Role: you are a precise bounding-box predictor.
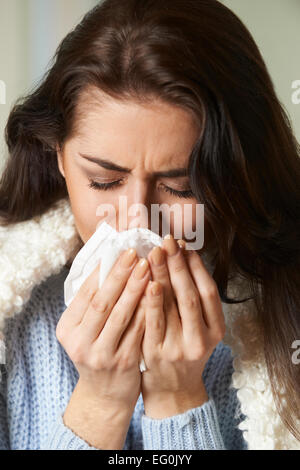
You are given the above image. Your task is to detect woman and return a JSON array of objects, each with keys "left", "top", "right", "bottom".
[{"left": 0, "top": 0, "right": 299, "bottom": 450}]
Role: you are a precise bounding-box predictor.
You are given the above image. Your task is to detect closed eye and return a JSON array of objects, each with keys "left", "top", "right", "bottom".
[{"left": 87, "top": 179, "right": 194, "bottom": 199}]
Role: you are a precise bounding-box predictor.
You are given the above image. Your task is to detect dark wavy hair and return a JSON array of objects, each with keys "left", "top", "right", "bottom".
[{"left": 0, "top": 0, "right": 299, "bottom": 442}]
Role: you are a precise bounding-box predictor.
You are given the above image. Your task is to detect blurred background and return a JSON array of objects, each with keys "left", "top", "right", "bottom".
[{"left": 0, "top": 0, "right": 299, "bottom": 173}]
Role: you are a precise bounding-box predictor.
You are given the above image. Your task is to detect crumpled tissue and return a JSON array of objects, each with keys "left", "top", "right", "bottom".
[{"left": 64, "top": 222, "right": 166, "bottom": 373}]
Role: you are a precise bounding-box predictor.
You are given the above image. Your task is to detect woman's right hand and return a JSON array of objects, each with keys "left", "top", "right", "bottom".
[{"left": 56, "top": 248, "right": 151, "bottom": 412}]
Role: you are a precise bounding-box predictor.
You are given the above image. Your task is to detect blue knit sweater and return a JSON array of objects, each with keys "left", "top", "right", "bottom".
[{"left": 0, "top": 266, "right": 248, "bottom": 450}]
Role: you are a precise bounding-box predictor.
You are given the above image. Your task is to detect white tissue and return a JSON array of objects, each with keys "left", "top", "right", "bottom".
[{"left": 64, "top": 222, "right": 165, "bottom": 373}]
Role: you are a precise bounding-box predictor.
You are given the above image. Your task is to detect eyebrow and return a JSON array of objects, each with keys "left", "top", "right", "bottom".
[{"left": 79, "top": 153, "right": 189, "bottom": 178}]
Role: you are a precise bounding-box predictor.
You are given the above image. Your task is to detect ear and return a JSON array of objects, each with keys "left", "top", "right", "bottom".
[{"left": 56, "top": 145, "right": 65, "bottom": 178}]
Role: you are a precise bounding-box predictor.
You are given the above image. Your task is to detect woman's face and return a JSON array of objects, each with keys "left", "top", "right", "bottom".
[{"left": 57, "top": 89, "right": 211, "bottom": 251}]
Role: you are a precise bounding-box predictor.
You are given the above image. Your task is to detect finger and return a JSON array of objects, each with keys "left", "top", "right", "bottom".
[
  {"left": 94, "top": 258, "right": 151, "bottom": 353},
  {"left": 185, "top": 250, "right": 225, "bottom": 334},
  {"left": 143, "top": 281, "right": 165, "bottom": 348},
  {"left": 78, "top": 248, "right": 139, "bottom": 342},
  {"left": 177, "top": 239, "right": 186, "bottom": 253},
  {"left": 117, "top": 294, "right": 146, "bottom": 358},
  {"left": 163, "top": 234, "right": 207, "bottom": 339},
  {"left": 64, "top": 261, "right": 101, "bottom": 327},
  {"left": 147, "top": 245, "right": 180, "bottom": 334}
]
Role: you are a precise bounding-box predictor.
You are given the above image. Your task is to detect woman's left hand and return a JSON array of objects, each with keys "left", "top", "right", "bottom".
[{"left": 136, "top": 234, "right": 226, "bottom": 419}]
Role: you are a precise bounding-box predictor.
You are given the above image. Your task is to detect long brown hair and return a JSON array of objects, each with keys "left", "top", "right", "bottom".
[{"left": 1, "top": 0, "right": 299, "bottom": 442}]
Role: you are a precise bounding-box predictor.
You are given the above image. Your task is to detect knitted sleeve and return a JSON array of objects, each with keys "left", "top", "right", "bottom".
[
  {"left": 204, "top": 342, "right": 249, "bottom": 450},
  {"left": 138, "top": 342, "right": 248, "bottom": 450},
  {"left": 41, "top": 414, "right": 100, "bottom": 450},
  {"left": 0, "top": 361, "right": 99, "bottom": 450},
  {"left": 0, "top": 365, "right": 10, "bottom": 449},
  {"left": 0, "top": 273, "right": 100, "bottom": 450},
  {"left": 141, "top": 397, "right": 226, "bottom": 449}
]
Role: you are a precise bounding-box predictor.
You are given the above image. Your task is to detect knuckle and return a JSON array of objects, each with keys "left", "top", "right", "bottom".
[
  {"left": 182, "top": 293, "right": 199, "bottom": 310},
  {"left": 116, "top": 295, "right": 127, "bottom": 310},
  {"left": 118, "top": 353, "right": 133, "bottom": 371},
  {"left": 202, "top": 284, "right": 218, "bottom": 299},
  {"left": 86, "top": 355, "right": 100, "bottom": 371},
  {"left": 151, "top": 263, "right": 168, "bottom": 278},
  {"left": 90, "top": 296, "right": 110, "bottom": 316},
  {"left": 112, "top": 307, "right": 130, "bottom": 329},
  {"left": 89, "top": 346, "right": 110, "bottom": 370},
  {"left": 98, "top": 348, "right": 112, "bottom": 368},
  {"left": 150, "top": 300, "right": 163, "bottom": 312},
  {"left": 173, "top": 262, "right": 186, "bottom": 274},
  {"left": 69, "top": 342, "right": 86, "bottom": 365},
  {"left": 112, "top": 268, "right": 126, "bottom": 282},
  {"left": 88, "top": 355, "right": 105, "bottom": 372},
  {"left": 149, "top": 316, "right": 163, "bottom": 331},
  {"left": 126, "top": 280, "right": 141, "bottom": 295},
  {"left": 191, "top": 344, "right": 206, "bottom": 360},
  {"left": 134, "top": 316, "right": 145, "bottom": 335},
  {"left": 118, "top": 314, "right": 130, "bottom": 330},
  {"left": 169, "top": 349, "right": 184, "bottom": 363},
  {"left": 136, "top": 322, "right": 145, "bottom": 337},
  {"left": 146, "top": 351, "right": 157, "bottom": 365},
  {"left": 138, "top": 295, "right": 148, "bottom": 310},
  {"left": 78, "top": 283, "right": 96, "bottom": 301}
]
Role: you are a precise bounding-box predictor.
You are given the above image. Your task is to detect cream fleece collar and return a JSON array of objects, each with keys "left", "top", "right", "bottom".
[{"left": 0, "top": 198, "right": 299, "bottom": 450}]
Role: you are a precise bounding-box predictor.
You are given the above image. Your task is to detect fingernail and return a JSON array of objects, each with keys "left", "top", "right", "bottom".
[
  {"left": 150, "top": 281, "right": 161, "bottom": 296},
  {"left": 134, "top": 258, "right": 149, "bottom": 280},
  {"left": 151, "top": 246, "right": 165, "bottom": 266},
  {"left": 121, "top": 248, "right": 137, "bottom": 268},
  {"left": 177, "top": 240, "right": 186, "bottom": 250},
  {"left": 163, "top": 234, "right": 179, "bottom": 256}
]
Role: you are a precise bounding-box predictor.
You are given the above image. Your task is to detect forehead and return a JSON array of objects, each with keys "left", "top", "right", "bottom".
[{"left": 69, "top": 87, "right": 201, "bottom": 168}]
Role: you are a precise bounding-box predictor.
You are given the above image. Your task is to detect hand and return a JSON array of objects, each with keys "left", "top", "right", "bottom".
[
  {"left": 56, "top": 248, "right": 151, "bottom": 412},
  {"left": 137, "top": 235, "right": 226, "bottom": 418}
]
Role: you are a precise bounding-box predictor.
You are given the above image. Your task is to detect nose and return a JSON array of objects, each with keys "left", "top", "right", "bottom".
[{"left": 119, "top": 179, "right": 152, "bottom": 231}]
